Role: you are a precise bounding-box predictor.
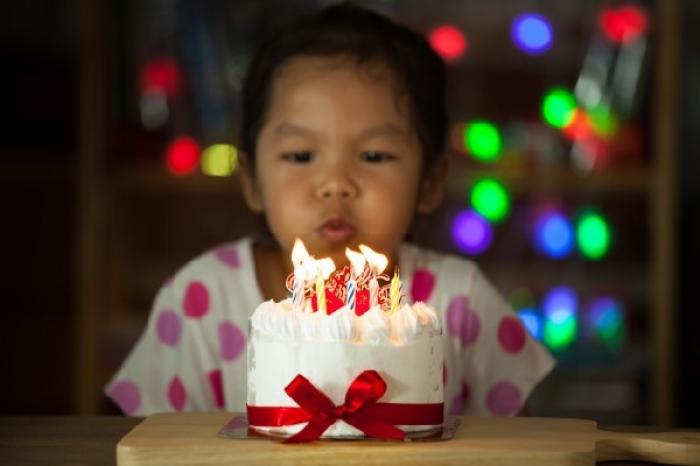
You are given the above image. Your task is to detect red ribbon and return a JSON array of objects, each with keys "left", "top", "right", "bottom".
[{"left": 247, "top": 370, "right": 443, "bottom": 443}]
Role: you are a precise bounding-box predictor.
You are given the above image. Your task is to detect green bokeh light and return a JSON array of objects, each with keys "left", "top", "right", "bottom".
[
  {"left": 463, "top": 121, "right": 502, "bottom": 162},
  {"left": 542, "top": 88, "right": 577, "bottom": 128},
  {"left": 543, "top": 310, "right": 577, "bottom": 351},
  {"left": 588, "top": 104, "right": 619, "bottom": 137},
  {"left": 577, "top": 209, "right": 611, "bottom": 260},
  {"left": 470, "top": 178, "right": 510, "bottom": 223}
]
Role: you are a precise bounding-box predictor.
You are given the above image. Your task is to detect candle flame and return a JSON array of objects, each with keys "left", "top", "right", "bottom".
[
  {"left": 359, "top": 244, "right": 388, "bottom": 274},
  {"left": 345, "top": 248, "right": 366, "bottom": 277},
  {"left": 315, "top": 257, "right": 336, "bottom": 280},
  {"left": 291, "top": 238, "right": 310, "bottom": 267}
]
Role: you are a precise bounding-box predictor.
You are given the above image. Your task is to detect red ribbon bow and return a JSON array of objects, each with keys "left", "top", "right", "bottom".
[{"left": 247, "top": 370, "right": 444, "bottom": 443}]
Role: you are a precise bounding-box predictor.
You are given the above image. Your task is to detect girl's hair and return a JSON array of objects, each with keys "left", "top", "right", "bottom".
[{"left": 240, "top": 2, "right": 447, "bottom": 173}]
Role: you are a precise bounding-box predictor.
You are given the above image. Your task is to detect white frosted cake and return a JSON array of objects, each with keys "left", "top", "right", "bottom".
[
  {"left": 246, "top": 299, "right": 444, "bottom": 439},
  {"left": 245, "top": 242, "right": 444, "bottom": 441}
]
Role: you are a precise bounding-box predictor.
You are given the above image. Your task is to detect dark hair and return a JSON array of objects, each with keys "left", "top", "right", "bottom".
[{"left": 240, "top": 2, "right": 447, "bottom": 173}]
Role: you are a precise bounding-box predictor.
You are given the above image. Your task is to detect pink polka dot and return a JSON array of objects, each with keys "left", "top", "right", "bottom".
[
  {"left": 215, "top": 246, "right": 240, "bottom": 269},
  {"left": 208, "top": 369, "right": 225, "bottom": 409},
  {"left": 446, "top": 295, "right": 481, "bottom": 347},
  {"left": 218, "top": 321, "right": 246, "bottom": 361},
  {"left": 486, "top": 381, "right": 522, "bottom": 416},
  {"left": 108, "top": 380, "right": 141, "bottom": 415},
  {"left": 156, "top": 309, "right": 182, "bottom": 347},
  {"left": 183, "top": 281, "right": 210, "bottom": 318},
  {"left": 168, "top": 376, "right": 187, "bottom": 411},
  {"left": 498, "top": 316, "right": 526, "bottom": 354},
  {"left": 410, "top": 269, "right": 436, "bottom": 302},
  {"left": 449, "top": 381, "right": 471, "bottom": 415}
]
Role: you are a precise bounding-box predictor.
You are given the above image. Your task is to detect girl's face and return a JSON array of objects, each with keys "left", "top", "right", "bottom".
[{"left": 241, "top": 56, "right": 444, "bottom": 269}]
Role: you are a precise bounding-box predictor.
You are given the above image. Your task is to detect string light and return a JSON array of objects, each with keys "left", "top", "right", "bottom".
[
  {"left": 534, "top": 209, "right": 574, "bottom": 259},
  {"left": 165, "top": 137, "right": 200, "bottom": 175},
  {"left": 202, "top": 144, "right": 238, "bottom": 177},
  {"left": 600, "top": 5, "right": 648, "bottom": 45},
  {"left": 542, "top": 287, "right": 578, "bottom": 351},
  {"left": 470, "top": 178, "right": 510, "bottom": 223},
  {"left": 429, "top": 25, "right": 468, "bottom": 62},
  {"left": 451, "top": 210, "right": 493, "bottom": 255},
  {"left": 586, "top": 297, "right": 626, "bottom": 350},
  {"left": 517, "top": 307, "right": 543, "bottom": 340},
  {"left": 511, "top": 13, "right": 553, "bottom": 54},
  {"left": 542, "top": 88, "right": 577, "bottom": 129},
  {"left": 464, "top": 121, "right": 502, "bottom": 162},
  {"left": 576, "top": 208, "right": 612, "bottom": 260},
  {"left": 140, "top": 57, "right": 181, "bottom": 97}
]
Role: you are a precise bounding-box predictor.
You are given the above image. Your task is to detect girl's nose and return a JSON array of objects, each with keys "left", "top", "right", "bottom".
[{"left": 316, "top": 174, "right": 358, "bottom": 200}]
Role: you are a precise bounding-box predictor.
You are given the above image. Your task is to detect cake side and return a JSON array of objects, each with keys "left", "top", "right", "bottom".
[{"left": 246, "top": 300, "right": 444, "bottom": 438}]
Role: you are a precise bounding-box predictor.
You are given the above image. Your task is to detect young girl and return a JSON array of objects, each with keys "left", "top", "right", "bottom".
[{"left": 106, "top": 3, "right": 554, "bottom": 417}]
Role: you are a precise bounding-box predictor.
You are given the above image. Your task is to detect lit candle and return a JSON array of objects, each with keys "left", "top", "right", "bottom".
[
  {"left": 291, "top": 239, "right": 311, "bottom": 311},
  {"left": 359, "top": 244, "right": 388, "bottom": 309},
  {"left": 345, "top": 248, "right": 366, "bottom": 312},
  {"left": 313, "top": 257, "right": 336, "bottom": 314},
  {"left": 390, "top": 267, "right": 402, "bottom": 313}
]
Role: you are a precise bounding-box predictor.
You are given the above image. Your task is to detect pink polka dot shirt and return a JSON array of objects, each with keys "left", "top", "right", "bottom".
[{"left": 105, "top": 237, "right": 555, "bottom": 416}]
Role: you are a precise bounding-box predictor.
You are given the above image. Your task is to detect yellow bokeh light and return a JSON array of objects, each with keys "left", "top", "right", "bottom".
[{"left": 201, "top": 144, "right": 238, "bottom": 177}]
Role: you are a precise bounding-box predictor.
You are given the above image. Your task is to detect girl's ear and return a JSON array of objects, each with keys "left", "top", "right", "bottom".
[
  {"left": 238, "top": 152, "right": 265, "bottom": 213},
  {"left": 416, "top": 154, "right": 449, "bottom": 214}
]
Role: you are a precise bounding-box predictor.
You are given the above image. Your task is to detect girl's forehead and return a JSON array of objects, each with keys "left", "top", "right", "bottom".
[{"left": 265, "top": 55, "right": 411, "bottom": 127}]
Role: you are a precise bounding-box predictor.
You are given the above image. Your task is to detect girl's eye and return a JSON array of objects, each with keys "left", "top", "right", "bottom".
[
  {"left": 361, "top": 151, "right": 395, "bottom": 163},
  {"left": 282, "top": 151, "right": 313, "bottom": 163}
]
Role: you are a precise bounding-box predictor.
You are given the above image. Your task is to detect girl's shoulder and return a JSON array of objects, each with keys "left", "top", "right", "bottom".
[
  {"left": 164, "top": 236, "right": 261, "bottom": 300},
  {"left": 399, "top": 242, "right": 482, "bottom": 281}
]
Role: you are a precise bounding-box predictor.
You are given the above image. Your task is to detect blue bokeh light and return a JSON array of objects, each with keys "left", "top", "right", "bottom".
[
  {"left": 512, "top": 13, "right": 553, "bottom": 54},
  {"left": 535, "top": 210, "right": 574, "bottom": 258},
  {"left": 542, "top": 286, "right": 578, "bottom": 319},
  {"left": 517, "top": 307, "right": 542, "bottom": 340}
]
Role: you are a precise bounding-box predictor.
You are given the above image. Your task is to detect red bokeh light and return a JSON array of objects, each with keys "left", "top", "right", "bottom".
[
  {"left": 165, "top": 137, "right": 200, "bottom": 175},
  {"left": 429, "top": 25, "right": 468, "bottom": 62},
  {"left": 140, "top": 57, "right": 182, "bottom": 96},
  {"left": 600, "top": 5, "right": 648, "bottom": 44},
  {"left": 563, "top": 110, "right": 592, "bottom": 141}
]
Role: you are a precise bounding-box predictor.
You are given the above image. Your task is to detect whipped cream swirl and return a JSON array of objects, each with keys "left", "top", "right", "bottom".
[{"left": 250, "top": 299, "right": 440, "bottom": 346}]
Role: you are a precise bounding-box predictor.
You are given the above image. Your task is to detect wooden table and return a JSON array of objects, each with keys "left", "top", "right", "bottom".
[
  {"left": 0, "top": 416, "right": 140, "bottom": 466},
  {"left": 0, "top": 416, "right": 690, "bottom": 465}
]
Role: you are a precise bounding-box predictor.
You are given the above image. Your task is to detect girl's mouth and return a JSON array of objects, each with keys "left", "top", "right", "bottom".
[{"left": 317, "top": 218, "right": 357, "bottom": 243}]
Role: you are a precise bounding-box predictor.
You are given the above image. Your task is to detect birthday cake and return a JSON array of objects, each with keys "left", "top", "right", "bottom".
[{"left": 246, "top": 242, "right": 444, "bottom": 441}]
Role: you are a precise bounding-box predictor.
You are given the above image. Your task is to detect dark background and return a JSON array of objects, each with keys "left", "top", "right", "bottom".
[{"left": 1, "top": 0, "right": 697, "bottom": 426}]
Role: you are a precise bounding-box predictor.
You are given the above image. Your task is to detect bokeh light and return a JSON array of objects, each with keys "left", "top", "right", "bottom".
[
  {"left": 511, "top": 13, "right": 553, "bottom": 54},
  {"left": 510, "top": 287, "right": 536, "bottom": 310},
  {"left": 600, "top": 5, "right": 649, "bottom": 45},
  {"left": 517, "top": 307, "right": 543, "bottom": 340},
  {"left": 587, "top": 297, "right": 626, "bottom": 350},
  {"left": 534, "top": 209, "right": 574, "bottom": 259},
  {"left": 202, "top": 144, "right": 238, "bottom": 177},
  {"left": 542, "top": 88, "right": 577, "bottom": 129},
  {"left": 429, "top": 25, "right": 467, "bottom": 62},
  {"left": 542, "top": 286, "right": 578, "bottom": 351},
  {"left": 588, "top": 104, "right": 619, "bottom": 138},
  {"left": 165, "top": 136, "right": 200, "bottom": 175},
  {"left": 464, "top": 121, "right": 502, "bottom": 162},
  {"left": 451, "top": 210, "right": 493, "bottom": 255},
  {"left": 140, "top": 57, "right": 181, "bottom": 97},
  {"left": 576, "top": 209, "right": 612, "bottom": 260},
  {"left": 470, "top": 178, "right": 511, "bottom": 223}
]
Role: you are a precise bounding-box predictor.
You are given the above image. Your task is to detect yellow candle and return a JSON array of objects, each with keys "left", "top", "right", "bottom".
[
  {"left": 390, "top": 269, "right": 401, "bottom": 313},
  {"left": 316, "top": 275, "right": 326, "bottom": 313}
]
